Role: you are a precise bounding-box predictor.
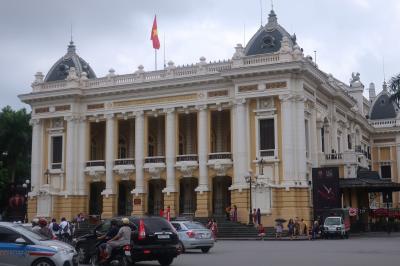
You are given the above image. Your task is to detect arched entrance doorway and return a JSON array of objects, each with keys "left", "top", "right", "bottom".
[
  {"left": 148, "top": 179, "right": 165, "bottom": 215},
  {"left": 89, "top": 181, "right": 105, "bottom": 216},
  {"left": 118, "top": 180, "right": 135, "bottom": 216},
  {"left": 212, "top": 176, "right": 232, "bottom": 216},
  {"left": 179, "top": 177, "right": 198, "bottom": 215}
]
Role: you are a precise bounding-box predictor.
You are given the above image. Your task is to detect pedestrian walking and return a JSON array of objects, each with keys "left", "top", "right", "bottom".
[
  {"left": 299, "top": 218, "right": 306, "bottom": 236},
  {"left": 252, "top": 208, "right": 257, "bottom": 225},
  {"left": 166, "top": 205, "right": 171, "bottom": 221},
  {"left": 256, "top": 208, "right": 261, "bottom": 225},
  {"left": 225, "top": 206, "right": 231, "bottom": 221},
  {"left": 211, "top": 219, "right": 218, "bottom": 240},
  {"left": 294, "top": 217, "right": 300, "bottom": 238},
  {"left": 233, "top": 205, "right": 238, "bottom": 222},
  {"left": 312, "top": 220, "right": 319, "bottom": 240},
  {"left": 60, "top": 217, "right": 72, "bottom": 243},
  {"left": 49, "top": 218, "right": 60, "bottom": 238},
  {"left": 288, "top": 219, "right": 295, "bottom": 240},
  {"left": 275, "top": 222, "right": 283, "bottom": 239},
  {"left": 159, "top": 208, "right": 164, "bottom": 218}
]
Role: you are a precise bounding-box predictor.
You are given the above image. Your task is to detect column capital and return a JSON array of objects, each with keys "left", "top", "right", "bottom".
[
  {"left": 29, "top": 118, "right": 41, "bottom": 126},
  {"left": 78, "top": 116, "right": 87, "bottom": 123},
  {"left": 104, "top": 113, "right": 115, "bottom": 120},
  {"left": 278, "top": 93, "right": 294, "bottom": 102},
  {"left": 133, "top": 110, "right": 144, "bottom": 117},
  {"left": 195, "top": 104, "right": 208, "bottom": 111},
  {"left": 232, "top": 98, "right": 246, "bottom": 106},
  {"left": 64, "top": 115, "right": 79, "bottom": 122},
  {"left": 163, "top": 107, "right": 175, "bottom": 114}
]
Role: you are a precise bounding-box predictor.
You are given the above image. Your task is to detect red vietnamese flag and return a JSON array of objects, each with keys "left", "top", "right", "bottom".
[{"left": 150, "top": 15, "right": 160, "bottom": 49}]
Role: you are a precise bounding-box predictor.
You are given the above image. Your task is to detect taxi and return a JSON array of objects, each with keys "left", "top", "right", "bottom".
[{"left": 0, "top": 222, "right": 78, "bottom": 266}]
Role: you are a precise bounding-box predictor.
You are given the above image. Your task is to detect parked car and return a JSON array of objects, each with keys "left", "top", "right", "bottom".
[
  {"left": 0, "top": 222, "right": 78, "bottom": 266},
  {"left": 323, "top": 216, "right": 350, "bottom": 238},
  {"left": 171, "top": 220, "right": 214, "bottom": 253},
  {"left": 74, "top": 216, "right": 179, "bottom": 266}
]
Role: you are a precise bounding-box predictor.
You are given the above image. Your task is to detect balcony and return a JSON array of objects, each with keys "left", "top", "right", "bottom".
[
  {"left": 113, "top": 158, "right": 135, "bottom": 177},
  {"left": 320, "top": 153, "right": 343, "bottom": 166},
  {"left": 258, "top": 149, "right": 278, "bottom": 160},
  {"left": 207, "top": 152, "right": 233, "bottom": 176},
  {"left": 176, "top": 154, "right": 198, "bottom": 177},
  {"left": 144, "top": 156, "right": 166, "bottom": 179},
  {"left": 85, "top": 160, "right": 105, "bottom": 180}
]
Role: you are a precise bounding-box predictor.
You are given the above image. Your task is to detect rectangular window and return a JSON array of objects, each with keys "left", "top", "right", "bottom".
[
  {"left": 347, "top": 134, "right": 352, "bottom": 150},
  {"left": 380, "top": 165, "right": 391, "bottom": 179},
  {"left": 305, "top": 120, "right": 310, "bottom": 158},
  {"left": 259, "top": 119, "right": 275, "bottom": 156},
  {"left": 51, "top": 136, "right": 63, "bottom": 169},
  {"left": 321, "top": 128, "right": 325, "bottom": 153}
]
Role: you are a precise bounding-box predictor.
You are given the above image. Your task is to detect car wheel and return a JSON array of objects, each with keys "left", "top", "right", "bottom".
[
  {"left": 178, "top": 241, "right": 185, "bottom": 253},
  {"left": 76, "top": 245, "right": 89, "bottom": 264},
  {"left": 201, "top": 247, "right": 211, "bottom": 253},
  {"left": 32, "top": 258, "right": 55, "bottom": 266},
  {"left": 158, "top": 256, "right": 174, "bottom": 266}
]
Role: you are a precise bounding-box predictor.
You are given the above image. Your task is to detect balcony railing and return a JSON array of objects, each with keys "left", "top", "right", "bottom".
[
  {"left": 176, "top": 154, "right": 198, "bottom": 162},
  {"left": 208, "top": 152, "right": 232, "bottom": 160},
  {"left": 259, "top": 149, "right": 275, "bottom": 158},
  {"left": 144, "top": 156, "right": 166, "bottom": 164},
  {"left": 51, "top": 163, "right": 62, "bottom": 170},
  {"left": 114, "top": 158, "right": 135, "bottom": 165},
  {"left": 86, "top": 160, "right": 105, "bottom": 167},
  {"left": 325, "top": 153, "right": 343, "bottom": 160}
]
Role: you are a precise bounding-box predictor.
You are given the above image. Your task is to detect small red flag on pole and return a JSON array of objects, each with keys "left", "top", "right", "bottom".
[{"left": 151, "top": 15, "right": 160, "bottom": 49}]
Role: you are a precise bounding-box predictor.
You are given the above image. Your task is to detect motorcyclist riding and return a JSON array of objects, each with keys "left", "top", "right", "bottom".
[{"left": 103, "top": 217, "right": 131, "bottom": 260}]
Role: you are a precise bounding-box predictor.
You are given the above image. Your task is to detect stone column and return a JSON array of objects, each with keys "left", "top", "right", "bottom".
[
  {"left": 77, "top": 117, "right": 88, "bottom": 195},
  {"left": 65, "top": 116, "right": 77, "bottom": 194},
  {"left": 295, "top": 96, "right": 307, "bottom": 182},
  {"left": 104, "top": 114, "right": 115, "bottom": 194},
  {"left": 133, "top": 111, "right": 145, "bottom": 194},
  {"left": 280, "top": 94, "right": 294, "bottom": 183},
  {"left": 233, "top": 99, "right": 248, "bottom": 186},
  {"left": 30, "top": 118, "right": 43, "bottom": 193},
  {"left": 310, "top": 104, "right": 318, "bottom": 167},
  {"left": 164, "top": 108, "right": 176, "bottom": 193},
  {"left": 195, "top": 105, "right": 209, "bottom": 192}
]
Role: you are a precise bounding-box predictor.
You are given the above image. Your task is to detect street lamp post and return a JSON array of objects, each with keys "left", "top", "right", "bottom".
[
  {"left": 245, "top": 170, "right": 256, "bottom": 226},
  {"left": 22, "top": 179, "right": 30, "bottom": 223},
  {"left": 386, "top": 192, "right": 390, "bottom": 234}
]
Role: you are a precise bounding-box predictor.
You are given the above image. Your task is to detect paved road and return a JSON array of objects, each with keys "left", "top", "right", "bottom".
[{"left": 83, "top": 234, "right": 400, "bottom": 266}]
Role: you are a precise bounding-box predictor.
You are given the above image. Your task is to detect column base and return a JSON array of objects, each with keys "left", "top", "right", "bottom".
[
  {"left": 102, "top": 194, "right": 117, "bottom": 219},
  {"left": 163, "top": 192, "right": 178, "bottom": 218},
  {"left": 27, "top": 197, "right": 38, "bottom": 222},
  {"left": 131, "top": 194, "right": 146, "bottom": 216},
  {"left": 195, "top": 191, "right": 211, "bottom": 217}
]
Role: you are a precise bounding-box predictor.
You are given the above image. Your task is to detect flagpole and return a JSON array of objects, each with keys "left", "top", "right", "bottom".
[{"left": 155, "top": 49, "right": 157, "bottom": 70}]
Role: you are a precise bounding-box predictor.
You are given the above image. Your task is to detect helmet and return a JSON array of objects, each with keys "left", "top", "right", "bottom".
[
  {"left": 122, "top": 217, "right": 129, "bottom": 225},
  {"left": 32, "top": 218, "right": 39, "bottom": 225},
  {"left": 38, "top": 218, "right": 47, "bottom": 227}
]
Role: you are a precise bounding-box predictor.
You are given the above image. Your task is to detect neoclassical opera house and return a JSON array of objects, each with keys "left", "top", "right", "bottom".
[{"left": 20, "top": 10, "right": 400, "bottom": 226}]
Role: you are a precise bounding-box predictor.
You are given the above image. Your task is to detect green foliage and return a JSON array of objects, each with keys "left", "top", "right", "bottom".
[
  {"left": 0, "top": 106, "right": 31, "bottom": 211},
  {"left": 389, "top": 73, "right": 400, "bottom": 106}
]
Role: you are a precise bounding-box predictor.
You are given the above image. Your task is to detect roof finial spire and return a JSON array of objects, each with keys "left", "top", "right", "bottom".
[
  {"left": 70, "top": 23, "right": 73, "bottom": 44},
  {"left": 271, "top": 0, "right": 274, "bottom": 10},
  {"left": 67, "top": 23, "right": 76, "bottom": 54}
]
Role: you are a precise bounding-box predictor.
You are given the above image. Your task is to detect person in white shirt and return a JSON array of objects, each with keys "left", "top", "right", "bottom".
[{"left": 59, "top": 217, "right": 71, "bottom": 241}]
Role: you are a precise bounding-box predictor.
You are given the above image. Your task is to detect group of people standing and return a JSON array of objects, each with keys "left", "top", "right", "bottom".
[
  {"left": 31, "top": 216, "right": 72, "bottom": 241},
  {"left": 282, "top": 217, "right": 320, "bottom": 240},
  {"left": 225, "top": 205, "right": 238, "bottom": 221}
]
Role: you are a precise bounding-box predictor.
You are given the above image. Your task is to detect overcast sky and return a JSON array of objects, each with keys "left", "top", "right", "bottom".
[{"left": 1, "top": 0, "right": 399, "bottom": 110}]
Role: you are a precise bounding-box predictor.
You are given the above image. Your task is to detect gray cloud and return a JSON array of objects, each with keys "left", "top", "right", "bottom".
[{"left": 1, "top": 0, "right": 399, "bottom": 109}]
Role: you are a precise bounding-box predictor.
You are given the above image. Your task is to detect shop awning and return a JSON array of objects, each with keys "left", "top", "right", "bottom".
[{"left": 339, "top": 170, "right": 400, "bottom": 192}]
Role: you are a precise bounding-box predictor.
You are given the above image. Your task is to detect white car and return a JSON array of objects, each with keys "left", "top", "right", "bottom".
[
  {"left": 171, "top": 220, "right": 214, "bottom": 253},
  {"left": 0, "top": 222, "right": 78, "bottom": 266},
  {"left": 323, "top": 216, "right": 349, "bottom": 238}
]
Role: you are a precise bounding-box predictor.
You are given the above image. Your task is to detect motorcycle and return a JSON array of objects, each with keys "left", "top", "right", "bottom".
[{"left": 90, "top": 239, "right": 132, "bottom": 266}]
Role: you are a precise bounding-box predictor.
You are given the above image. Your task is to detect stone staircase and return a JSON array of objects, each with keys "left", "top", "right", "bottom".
[{"left": 195, "top": 216, "right": 276, "bottom": 239}]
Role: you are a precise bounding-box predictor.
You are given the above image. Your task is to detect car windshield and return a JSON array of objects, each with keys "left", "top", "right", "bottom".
[
  {"left": 325, "top": 217, "right": 341, "bottom": 226},
  {"left": 134, "top": 218, "right": 174, "bottom": 232},
  {"left": 12, "top": 224, "right": 50, "bottom": 241},
  {"left": 183, "top": 222, "right": 206, "bottom": 230}
]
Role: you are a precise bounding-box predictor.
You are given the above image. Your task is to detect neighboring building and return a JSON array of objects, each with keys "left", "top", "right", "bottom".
[{"left": 19, "top": 10, "right": 400, "bottom": 226}]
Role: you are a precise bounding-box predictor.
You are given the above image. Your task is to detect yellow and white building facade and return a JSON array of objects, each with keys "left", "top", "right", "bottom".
[{"left": 19, "top": 10, "right": 400, "bottom": 226}]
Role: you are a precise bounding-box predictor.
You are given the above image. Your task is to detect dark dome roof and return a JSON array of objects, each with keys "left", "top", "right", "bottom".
[
  {"left": 370, "top": 93, "right": 397, "bottom": 120},
  {"left": 244, "top": 10, "right": 296, "bottom": 56},
  {"left": 45, "top": 41, "right": 96, "bottom": 82}
]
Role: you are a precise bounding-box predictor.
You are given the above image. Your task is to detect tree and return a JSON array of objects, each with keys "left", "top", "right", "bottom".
[
  {"left": 0, "top": 106, "right": 31, "bottom": 215},
  {"left": 389, "top": 73, "right": 400, "bottom": 106}
]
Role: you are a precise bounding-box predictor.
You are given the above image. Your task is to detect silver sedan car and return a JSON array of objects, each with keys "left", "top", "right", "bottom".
[
  {"left": 0, "top": 222, "right": 78, "bottom": 266},
  {"left": 171, "top": 220, "right": 214, "bottom": 253}
]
